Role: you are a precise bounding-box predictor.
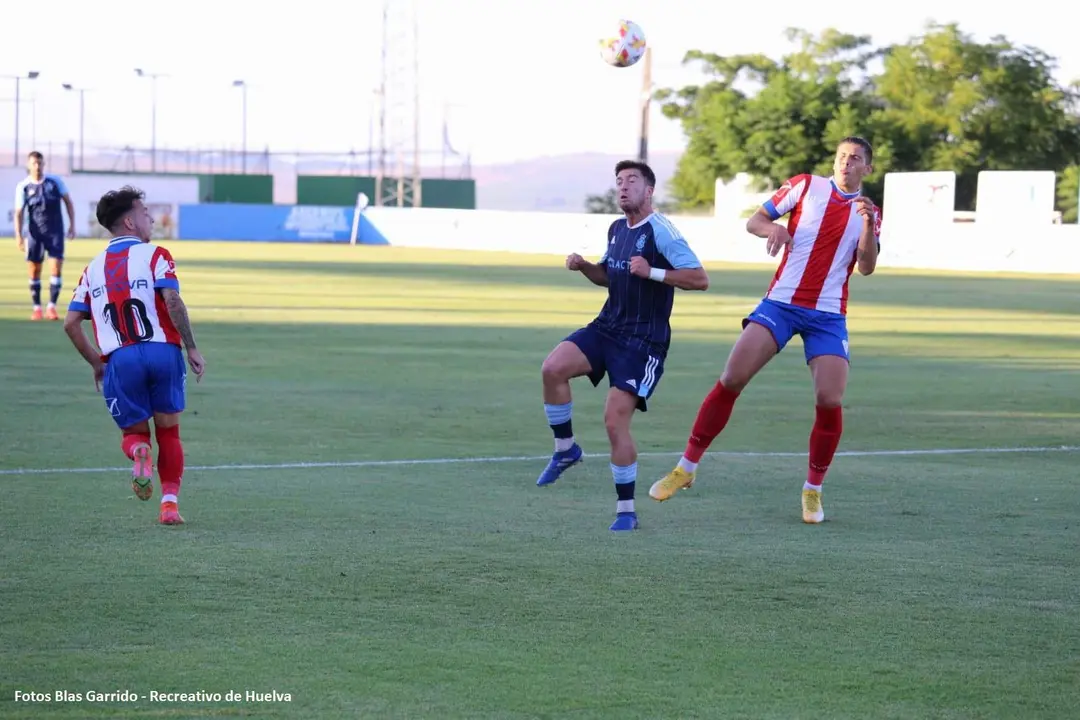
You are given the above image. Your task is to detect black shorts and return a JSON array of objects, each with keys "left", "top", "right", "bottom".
[
  {"left": 25, "top": 234, "right": 64, "bottom": 263},
  {"left": 564, "top": 324, "right": 665, "bottom": 412}
]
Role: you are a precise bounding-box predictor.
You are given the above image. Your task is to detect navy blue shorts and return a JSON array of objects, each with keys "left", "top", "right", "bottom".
[
  {"left": 565, "top": 324, "right": 665, "bottom": 412},
  {"left": 25, "top": 233, "right": 64, "bottom": 263},
  {"left": 743, "top": 298, "right": 849, "bottom": 364},
  {"left": 102, "top": 343, "right": 187, "bottom": 429}
]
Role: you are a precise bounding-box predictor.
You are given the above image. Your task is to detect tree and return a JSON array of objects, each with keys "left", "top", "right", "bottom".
[
  {"left": 658, "top": 22, "right": 1080, "bottom": 213},
  {"left": 657, "top": 29, "right": 881, "bottom": 206},
  {"left": 584, "top": 187, "right": 679, "bottom": 214},
  {"left": 585, "top": 188, "right": 619, "bottom": 214},
  {"left": 1058, "top": 166, "right": 1079, "bottom": 223},
  {"left": 872, "top": 23, "right": 1080, "bottom": 209}
]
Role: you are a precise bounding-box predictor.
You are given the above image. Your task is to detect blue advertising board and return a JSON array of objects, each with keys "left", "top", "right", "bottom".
[{"left": 178, "top": 204, "right": 388, "bottom": 244}]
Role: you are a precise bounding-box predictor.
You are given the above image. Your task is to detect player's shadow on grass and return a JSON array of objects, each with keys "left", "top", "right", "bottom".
[
  {"left": 175, "top": 257, "right": 1080, "bottom": 317},
  {"left": 180, "top": 320, "right": 1080, "bottom": 374},
  {"left": 3, "top": 317, "right": 1079, "bottom": 472},
  {"left": 4, "top": 309, "right": 1077, "bottom": 378}
]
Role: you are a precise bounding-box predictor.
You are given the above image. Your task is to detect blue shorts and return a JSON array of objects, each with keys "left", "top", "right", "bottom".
[
  {"left": 102, "top": 343, "right": 187, "bottom": 429},
  {"left": 565, "top": 324, "right": 665, "bottom": 412},
  {"left": 25, "top": 233, "right": 64, "bottom": 263},
  {"left": 743, "top": 298, "right": 849, "bottom": 364}
]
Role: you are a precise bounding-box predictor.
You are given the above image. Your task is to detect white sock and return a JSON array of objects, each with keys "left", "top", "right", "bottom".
[
  {"left": 555, "top": 436, "right": 575, "bottom": 452},
  {"left": 677, "top": 457, "right": 698, "bottom": 473},
  {"left": 161, "top": 494, "right": 178, "bottom": 505},
  {"left": 617, "top": 499, "right": 635, "bottom": 514},
  {"left": 803, "top": 482, "right": 821, "bottom": 492}
]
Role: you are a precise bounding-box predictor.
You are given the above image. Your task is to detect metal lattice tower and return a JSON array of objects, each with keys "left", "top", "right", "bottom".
[{"left": 375, "top": 0, "right": 421, "bottom": 208}]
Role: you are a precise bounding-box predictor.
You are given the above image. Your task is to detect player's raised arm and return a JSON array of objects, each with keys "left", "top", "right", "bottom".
[
  {"left": 746, "top": 206, "right": 782, "bottom": 236},
  {"left": 747, "top": 175, "right": 810, "bottom": 256},
  {"left": 566, "top": 252, "right": 609, "bottom": 287},
  {"left": 855, "top": 197, "right": 881, "bottom": 276},
  {"left": 634, "top": 217, "right": 708, "bottom": 291}
]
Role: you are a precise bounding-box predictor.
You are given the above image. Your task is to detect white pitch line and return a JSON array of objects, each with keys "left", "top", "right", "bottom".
[{"left": 0, "top": 445, "right": 1076, "bottom": 476}]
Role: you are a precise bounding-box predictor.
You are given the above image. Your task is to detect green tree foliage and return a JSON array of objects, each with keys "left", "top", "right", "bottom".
[
  {"left": 658, "top": 22, "right": 1080, "bottom": 213},
  {"left": 1058, "top": 166, "right": 1079, "bottom": 223},
  {"left": 585, "top": 188, "right": 620, "bottom": 214},
  {"left": 583, "top": 187, "right": 679, "bottom": 214}
]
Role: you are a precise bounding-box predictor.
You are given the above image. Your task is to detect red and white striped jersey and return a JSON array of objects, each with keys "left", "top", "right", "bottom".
[
  {"left": 761, "top": 174, "right": 881, "bottom": 315},
  {"left": 69, "top": 236, "right": 183, "bottom": 358}
]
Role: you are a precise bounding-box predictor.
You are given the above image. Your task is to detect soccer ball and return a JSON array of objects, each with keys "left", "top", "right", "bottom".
[{"left": 599, "top": 20, "right": 647, "bottom": 68}]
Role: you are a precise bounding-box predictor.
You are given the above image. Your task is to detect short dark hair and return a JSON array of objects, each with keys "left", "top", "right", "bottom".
[
  {"left": 96, "top": 186, "right": 146, "bottom": 233},
  {"left": 838, "top": 136, "right": 873, "bottom": 163},
  {"left": 615, "top": 159, "right": 656, "bottom": 188},
  {"left": 27, "top": 151, "right": 43, "bottom": 161}
]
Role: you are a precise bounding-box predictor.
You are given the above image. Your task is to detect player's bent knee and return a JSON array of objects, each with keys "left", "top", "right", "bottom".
[
  {"left": 813, "top": 383, "right": 845, "bottom": 407},
  {"left": 721, "top": 322, "right": 779, "bottom": 392},
  {"left": 541, "top": 342, "right": 591, "bottom": 383},
  {"left": 540, "top": 358, "right": 568, "bottom": 384},
  {"left": 721, "top": 335, "right": 775, "bottom": 390},
  {"left": 718, "top": 369, "right": 751, "bottom": 394}
]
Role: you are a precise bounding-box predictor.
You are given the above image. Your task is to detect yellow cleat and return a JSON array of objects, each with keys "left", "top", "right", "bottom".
[
  {"left": 802, "top": 487, "right": 824, "bottom": 523},
  {"left": 649, "top": 466, "right": 695, "bottom": 502}
]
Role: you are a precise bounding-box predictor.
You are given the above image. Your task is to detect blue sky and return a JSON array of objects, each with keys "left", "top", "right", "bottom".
[{"left": 2, "top": 0, "right": 1077, "bottom": 166}]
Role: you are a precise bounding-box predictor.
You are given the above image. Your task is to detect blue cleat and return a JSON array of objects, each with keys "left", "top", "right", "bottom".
[
  {"left": 609, "top": 512, "right": 639, "bottom": 531},
  {"left": 536, "top": 443, "right": 584, "bottom": 486}
]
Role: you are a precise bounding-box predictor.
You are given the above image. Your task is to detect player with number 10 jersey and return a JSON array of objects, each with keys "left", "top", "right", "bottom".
[
  {"left": 64, "top": 186, "right": 205, "bottom": 526},
  {"left": 72, "top": 240, "right": 183, "bottom": 354}
]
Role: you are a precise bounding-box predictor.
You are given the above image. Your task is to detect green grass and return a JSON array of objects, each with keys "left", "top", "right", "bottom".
[{"left": 1, "top": 239, "right": 1079, "bottom": 719}]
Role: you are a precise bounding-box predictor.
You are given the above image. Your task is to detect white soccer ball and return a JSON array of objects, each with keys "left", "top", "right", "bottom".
[{"left": 599, "top": 20, "right": 647, "bottom": 68}]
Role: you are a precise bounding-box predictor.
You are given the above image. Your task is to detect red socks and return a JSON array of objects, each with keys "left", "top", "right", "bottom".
[
  {"left": 684, "top": 381, "right": 741, "bottom": 463},
  {"left": 155, "top": 424, "right": 185, "bottom": 498},
  {"left": 807, "top": 405, "right": 843, "bottom": 487},
  {"left": 121, "top": 432, "right": 151, "bottom": 459},
  {"left": 682, "top": 383, "right": 843, "bottom": 486}
]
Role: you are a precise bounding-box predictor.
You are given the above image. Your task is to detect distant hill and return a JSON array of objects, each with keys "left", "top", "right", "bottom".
[
  {"left": 0, "top": 148, "right": 684, "bottom": 213},
  {"left": 283, "top": 150, "right": 684, "bottom": 211},
  {"left": 469, "top": 151, "right": 682, "bottom": 212}
]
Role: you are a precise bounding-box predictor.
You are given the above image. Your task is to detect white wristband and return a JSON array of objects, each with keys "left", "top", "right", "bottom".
[{"left": 648, "top": 268, "right": 667, "bottom": 283}]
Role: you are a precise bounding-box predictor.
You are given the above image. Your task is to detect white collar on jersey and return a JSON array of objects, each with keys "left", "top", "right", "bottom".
[
  {"left": 108, "top": 235, "right": 142, "bottom": 244},
  {"left": 625, "top": 211, "right": 655, "bottom": 229}
]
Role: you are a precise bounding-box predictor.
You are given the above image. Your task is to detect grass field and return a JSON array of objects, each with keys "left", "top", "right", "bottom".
[{"left": 2, "top": 239, "right": 1079, "bottom": 719}]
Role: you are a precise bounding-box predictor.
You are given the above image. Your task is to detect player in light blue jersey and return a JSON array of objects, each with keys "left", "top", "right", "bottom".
[
  {"left": 14, "top": 151, "right": 75, "bottom": 320},
  {"left": 536, "top": 160, "right": 710, "bottom": 531}
]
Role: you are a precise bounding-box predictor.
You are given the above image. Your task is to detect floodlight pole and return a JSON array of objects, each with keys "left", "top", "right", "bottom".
[
  {"left": 233, "top": 80, "right": 248, "bottom": 173},
  {"left": 7, "top": 71, "right": 39, "bottom": 167}
]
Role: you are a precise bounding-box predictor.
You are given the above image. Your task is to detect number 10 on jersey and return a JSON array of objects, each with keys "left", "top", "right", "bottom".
[{"left": 103, "top": 298, "right": 155, "bottom": 345}]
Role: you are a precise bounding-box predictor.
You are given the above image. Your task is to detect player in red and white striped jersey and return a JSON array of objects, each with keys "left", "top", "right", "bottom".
[
  {"left": 63, "top": 186, "right": 206, "bottom": 525},
  {"left": 651, "top": 137, "right": 881, "bottom": 524},
  {"left": 72, "top": 237, "right": 184, "bottom": 356}
]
